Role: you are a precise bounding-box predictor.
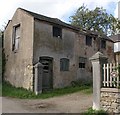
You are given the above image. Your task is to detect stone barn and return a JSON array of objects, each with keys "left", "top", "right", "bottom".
[{"left": 4, "top": 8, "right": 114, "bottom": 91}]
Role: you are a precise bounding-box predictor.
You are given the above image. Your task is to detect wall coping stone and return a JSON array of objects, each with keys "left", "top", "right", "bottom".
[{"left": 101, "top": 88, "right": 120, "bottom": 93}]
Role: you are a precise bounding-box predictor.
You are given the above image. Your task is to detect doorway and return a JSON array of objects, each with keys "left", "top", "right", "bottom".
[{"left": 39, "top": 57, "right": 53, "bottom": 91}]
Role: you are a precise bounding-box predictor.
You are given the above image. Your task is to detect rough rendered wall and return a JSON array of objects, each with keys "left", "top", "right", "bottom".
[
  {"left": 104, "top": 40, "right": 114, "bottom": 62},
  {"left": 75, "top": 34, "right": 93, "bottom": 81},
  {"left": 75, "top": 34, "right": 114, "bottom": 82},
  {"left": 4, "top": 9, "right": 34, "bottom": 90},
  {"left": 33, "top": 19, "right": 78, "bottom": 88},
  {"left": 33, "top": 19, "right": 114, "bottom": 88}
]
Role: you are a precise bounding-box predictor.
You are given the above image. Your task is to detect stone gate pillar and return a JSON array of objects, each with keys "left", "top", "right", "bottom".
[
  {"left": 34, "top": 62, "right": 43, "bottom": 95},
  {"left": 89, "top": 52, "right": 108, "bottom": 110}
]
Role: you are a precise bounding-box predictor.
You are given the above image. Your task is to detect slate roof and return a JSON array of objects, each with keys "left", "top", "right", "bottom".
[
  {"left": 5, "top": 8, "right": 114, "bottom": 43},
  {"left": 19, "top": 8, "right": 80, "bottom": 31},
  {"left": 82, "top": 29, "right": 114, "bottom": 42},
  {"left": 109, "top": 34, "right": 120, "bottom": 42}
]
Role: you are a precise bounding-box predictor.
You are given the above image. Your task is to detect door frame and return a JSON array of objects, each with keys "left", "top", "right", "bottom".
[{"left": 39, "top": 56, "right": 53, "bottom": 90}]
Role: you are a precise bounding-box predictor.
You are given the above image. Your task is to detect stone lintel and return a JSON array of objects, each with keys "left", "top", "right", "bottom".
[{"left": 34, "top": 62, "right": 43, "bottom": 68}]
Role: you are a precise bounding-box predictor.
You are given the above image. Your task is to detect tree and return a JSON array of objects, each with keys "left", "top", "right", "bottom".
[{"left": 70, "top": 5, "right": 120, "bottom": 36}]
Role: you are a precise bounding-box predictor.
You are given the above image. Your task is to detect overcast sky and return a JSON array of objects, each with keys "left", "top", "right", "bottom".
[{"left": 0, "top": 0, "right": 119, "bottom": 30}]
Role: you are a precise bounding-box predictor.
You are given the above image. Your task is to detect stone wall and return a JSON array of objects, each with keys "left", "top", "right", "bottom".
[
  {"left": 4, "top": 8, "right": 34, "bottom": 90},
  {"left": 100, "top": 88, "right": 120, "bottom": 114},
  {"left": 33, "top": 19, "right": 78, "bottom": 88},
  {"left": 33, "top": 18, "right": 114, "bottom": 88}
]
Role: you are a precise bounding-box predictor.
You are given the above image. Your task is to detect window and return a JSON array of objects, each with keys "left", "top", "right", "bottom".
[
  {"left": 86, "top": 35, "right": 92, "bottom": 46},
  {"left": 79, "top": 57, "right": 87, "bottom": 69},
  {"left": 101, "top": 40, "right": 106, "bottom": 49},
  {"left": 53, "top": 26, "right": 62, "bottom": 38},
  {"left": 12, "top": 24, "right": 20, "bottom": 52},
  {"left": 60, "top": 58, "right": 69, "bottom": 71}
]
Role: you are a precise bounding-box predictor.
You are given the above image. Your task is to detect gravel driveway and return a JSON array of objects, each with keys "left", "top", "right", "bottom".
[{"left": 2, "top": 92, "right": 92, "bottom": 113}]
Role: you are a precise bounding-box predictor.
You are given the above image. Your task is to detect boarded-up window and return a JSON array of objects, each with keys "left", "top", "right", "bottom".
[
  {"left": 53, "top": 26, "right": 62, "bottom": 38},
  {"left": 79, "top": 57, "right": 87, "bottom": 68},
  {"left": 60, "top": 58, "right": 69, "bottom": 71},
  {"left": 86, "top": 35, "right": 92, "bottom": 46},
  {"left": 12, "top": 24, "right": 20, "bottom": 52},
  {"left": 101, "top": 40, "right": 106, "bottom": 49}
]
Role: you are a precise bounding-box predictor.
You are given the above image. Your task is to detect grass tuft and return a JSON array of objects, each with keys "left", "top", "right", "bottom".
[{"left": 85, "top": 107, "right": 108, "bottom": 115}]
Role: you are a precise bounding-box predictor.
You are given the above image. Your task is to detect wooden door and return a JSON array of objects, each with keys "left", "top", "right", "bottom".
[{"left": 39, "top": 57, "right": 53, "bottom": 90}]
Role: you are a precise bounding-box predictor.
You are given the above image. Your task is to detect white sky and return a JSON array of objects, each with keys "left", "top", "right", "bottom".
[{"left": 0, "top": 0, "right": 119, "bottom": 30}]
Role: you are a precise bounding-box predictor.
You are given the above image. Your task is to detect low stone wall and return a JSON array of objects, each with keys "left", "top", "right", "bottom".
[{"left": 100, "top": 88, "right": 120, "bottom": 114}]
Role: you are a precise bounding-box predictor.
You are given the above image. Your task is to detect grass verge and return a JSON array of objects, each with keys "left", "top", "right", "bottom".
[
  {"left": 84, "top": 107, "right": 108, "bottom": 115},
  {"left": 2, "top": 81, "right": 92, "bottom": 99}
]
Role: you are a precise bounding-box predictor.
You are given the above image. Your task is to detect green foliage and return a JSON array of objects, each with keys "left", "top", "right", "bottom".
[
  {"left": 2, "top": 49, "right": 5, "bottom": 81},
  {"left": 116, "top": 64, "right": 120, "bottom": 75},
  {"left": 0, "top": 29, "right": 5, "bottom": 81},
  {"left": 113, "top": 64, "right": 120, "bottom": 88},
  {"left": 0, "top": 57, "right": 1, "bottom": 84},
  {"left": 2, "top": 81, "right": 35, "bottom": 98},
  {"left": 71, "top": 80, "right": 93, "bottom": 94},
  {"left": 85, "top": 107, "right": 108, "bottom": 115},
  {"left": 80, "top": 87, "right": 92, "bottom": 94},
  {"left": 71, "top": 79, "right": 92, "bottom": 87},
  {"left": 2, "top": 81, "right": 92, "bottom": 99},
  {"left": 70, "top": 5, "right": 120, "bottom": 35}
]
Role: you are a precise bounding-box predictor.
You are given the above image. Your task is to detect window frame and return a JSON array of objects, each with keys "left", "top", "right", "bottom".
[
  {"left": 53, "top": 26, "right": 62, "bottom": 38},
  {"left": 79, "top": 57, "right": 87, "bottom": 69},
  {"left": 79, "top": 63, "right": 85, "bottom": 68},
  {"left": 12, "top": 24, "right": 20, "bottom": 52},
  {"left": 60, "top": 58, "right": 69, "bottom": 71},
  {"left": 86, "top": 35, "right": 92, "bottom": 46},
  {"left": 101, "top": 39, "right": 106, "bottom": 49}
]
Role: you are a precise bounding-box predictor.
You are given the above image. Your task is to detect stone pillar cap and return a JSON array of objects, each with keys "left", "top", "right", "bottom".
[
  {"left": 89, "top": 51, "right": 108, "bottom": 61},
  {"left": 34, "top": 62, "right": 43, "bottom": 68}
]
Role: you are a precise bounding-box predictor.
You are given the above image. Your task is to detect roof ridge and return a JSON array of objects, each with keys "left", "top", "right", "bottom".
[
  {"left": 18, "top": 7, "right": 80, "bottom": 31},
  {"left": 19, "top": 7, "right": 56, "bottom": 19},
  {"left": 16, "top": 7, "right": 113, "bottom": 42}
]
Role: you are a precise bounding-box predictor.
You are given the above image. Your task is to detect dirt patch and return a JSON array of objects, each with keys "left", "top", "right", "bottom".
[
  {"left": 2, "top": 92, "right": 92, "bottom": 113},
  {"left": 30, "top": 102, "right": 56, "bottom": 109}
]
